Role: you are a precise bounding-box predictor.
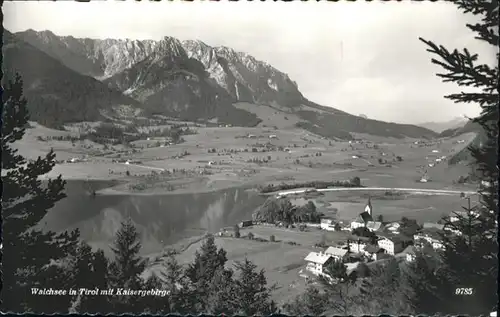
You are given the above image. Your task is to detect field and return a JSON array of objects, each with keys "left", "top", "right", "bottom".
[
  {"left": 18, "top": 119, "right": 477, "bottom": 196},
  {"left": 147, "top": 235, "right": 327, "bottom": 305},
  {"left": 306, "top": 191, "right": 472, "bottom": 223}
]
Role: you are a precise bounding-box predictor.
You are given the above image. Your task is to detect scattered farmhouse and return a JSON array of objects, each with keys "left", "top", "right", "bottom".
[
  {"left": 239, "top": 220, "right": 253, "bottom": 228},
  {"left": 304, "top": 251, "right": 335, "bottom": 276},
  {"left": 320, "top": 217, "right": 337, "bottom": 231}
]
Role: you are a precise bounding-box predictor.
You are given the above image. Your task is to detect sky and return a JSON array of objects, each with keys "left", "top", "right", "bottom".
[{"left": 4, "top": 1, "right": 496, "bottom": 124}]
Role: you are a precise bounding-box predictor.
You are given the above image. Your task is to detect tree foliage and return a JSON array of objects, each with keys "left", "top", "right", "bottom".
[
  {"left": 108, "top": 218, "right": 147, "bottom": 314},
  {"left": 252, "top": 197, "right": 322, "bottom": 224},
  {"left": 1, "top": 74, "right": 80, "bottom": 313},
  {"left": 231, "top": 258, "right": 277, "bottom": 315},
  {"left": 412, "top": 1, "right": 498, "bottom": 314}
]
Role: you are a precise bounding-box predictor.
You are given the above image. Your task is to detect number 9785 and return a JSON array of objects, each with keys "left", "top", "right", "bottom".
[{"left": 455, "top": 288, "right": 473, "bottom": 295}]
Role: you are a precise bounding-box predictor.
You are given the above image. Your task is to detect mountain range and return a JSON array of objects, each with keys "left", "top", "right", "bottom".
[
  {"left": 4, "top": 29, "right": 439, "bottom": 140},
  {"left": 417, "top": 117, "right": 468, "bottom": 133}
]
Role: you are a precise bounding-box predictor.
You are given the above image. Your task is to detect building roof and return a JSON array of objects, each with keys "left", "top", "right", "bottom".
[
  {"left": 386, "top": 222, "right": 400, "bottom": 228},
  {"left": 325, "top": 246, "right": 349, "bottom": 258},
  {"left": 378, "top": 233, "right": 412, "bottom": 244},
  {"left": 365, "top": 197, "right": 373, "bottom": 215},
  {"left": 366, "top": 221, "right": 382, "bottom": 231},
  {"left": 304, "top": 252, "right": 332, "bottom": 265},
  {"left": 400, "top": 245, "right": 417, "bottom": 256},
  {"left": 359, "top": 211, "right": 373, "bottom": 223},
  {"left": 364, "top": 244, "right": 385, "bottom": 254},
  {"left": 423, "top": 222, "right": 445, "bottom": 230},
  {"left": 345, "top": 262, "right": 360, "bottom": 275},
  {"left": 415, "top": 229, "right": 442, "bottom": 240}
]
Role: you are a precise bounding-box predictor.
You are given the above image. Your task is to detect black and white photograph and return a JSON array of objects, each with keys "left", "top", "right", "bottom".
[{"left": 1, "top": 0, "right": 498, "bottom": 315}]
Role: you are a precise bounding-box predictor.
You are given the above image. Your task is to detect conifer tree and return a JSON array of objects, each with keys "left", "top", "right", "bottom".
[
  {"left": 184, "top": 234, "right": 229, "bottom": 309},
  {"left": 316, "top": 260, "right": 360, "bottom": 315},
  {"left": 283, "top": 286, "right": 329, "bottom": 316},
  {"left": 108, "top": 218, "right": 146, "bottom": 314},
  {"left": 206, "top": 266, "right": 237, "bottom": 315},
  {"left": 414, "top": 0, "right": 498, "bottom": 314},
  {"left": 71, "top": 245, "right": 111, "bottom": 313},
  {"left": 159, "top": 253, "right": 196, "bottom": 314},
  {"left": 1, "top": 74, "right": 80, "bottom": 313},
  {"left": 141, "top": 273, "right": 165, "bottom": 315},
  {"left": 231, "top": 258, "right": 277, "bottom": 316}
]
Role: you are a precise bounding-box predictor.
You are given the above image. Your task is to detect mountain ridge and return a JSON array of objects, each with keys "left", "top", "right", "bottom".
[
  {"left": 2, "top": 30, "right": 140, "bottom": 128},
  {"left": 9, "top": 29, "right": 438, "bottom": 139}
]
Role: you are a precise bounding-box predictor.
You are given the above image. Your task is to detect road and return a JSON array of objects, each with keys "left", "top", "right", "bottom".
[
  {"left": 275, "top": 187, "right": 476, "bottom": 197},
  {"left": 120, "top": 162, "right": 165, "bottom": 172}
]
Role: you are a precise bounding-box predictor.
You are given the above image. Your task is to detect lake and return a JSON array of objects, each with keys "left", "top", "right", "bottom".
[{"left": 40, "top": 180, "right": 266, "bottom": 256}]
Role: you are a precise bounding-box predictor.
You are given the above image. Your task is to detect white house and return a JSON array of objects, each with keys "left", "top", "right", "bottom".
[
  {"left": 320, "top": 217, "right": 335, "bottom": 230},
  {"left": 377, "top": 236, "right": 407, "bottom": 255},
  {"left": 325, "top": 246, "right": 349, "bottom": 261},
  {"left": 348, "top": 241, "right": 366, "bottom": 253},
  {"left": 385, "top": 222, "right": 401, "bottom": 231},
  {"left": 350, "top": 219, "right": 366, "bottom": 230},
  {"left": 304, "top": 252, "right": 334, "bottom": 276},
  {"left": 397, "top": 245, "right": 417, "bottom": 262},
  {"left": 414, "top": 230, "right": 445, "bottom": 250}
]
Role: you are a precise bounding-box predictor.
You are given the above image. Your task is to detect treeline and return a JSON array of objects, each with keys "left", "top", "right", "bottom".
[
  {"left": 252, "top": 197, "right": 323, "bottom": 224},
  {"left": 259, "top": 176, "right": 362, "bottom": 193},
  {"left": 38, "top": 123, "right": 195, "bottom": 146}
]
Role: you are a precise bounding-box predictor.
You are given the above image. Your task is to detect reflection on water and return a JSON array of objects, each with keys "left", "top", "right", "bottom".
[{"left": 42, "top": 180, "right": 266, "bottom": 255}]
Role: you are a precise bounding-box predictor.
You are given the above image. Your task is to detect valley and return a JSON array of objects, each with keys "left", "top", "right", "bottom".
[{"left": 3, "top": 28, "right": 485, "bottom": 308}]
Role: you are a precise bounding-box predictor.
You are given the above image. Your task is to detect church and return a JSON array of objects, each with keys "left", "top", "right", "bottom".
[{"left": 350, "top": 197, "right": 374, "bottom": 230}]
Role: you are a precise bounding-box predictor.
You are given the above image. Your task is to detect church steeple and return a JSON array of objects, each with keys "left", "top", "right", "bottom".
[{"left": 364, "top": 196, "right": 372, "bottom": 216}]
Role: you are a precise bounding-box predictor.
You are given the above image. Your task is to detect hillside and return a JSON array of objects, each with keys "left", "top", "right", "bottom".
[
  {"left": 418, "top": 117, "right": 468, "bottom": 133},
  {"left": 14, "top": 29, "right": 438, "bottom": 139},
  {"left": 2, "top": 30, "right": 139, "bottom": 128},
  {"left": 443, "top": 120, "right": 487, "bottom": 165}
]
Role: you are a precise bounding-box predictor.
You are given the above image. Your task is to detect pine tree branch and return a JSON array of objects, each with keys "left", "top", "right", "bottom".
[{"left": 419, "top": 38, "right": 497, "bottom": 90}]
